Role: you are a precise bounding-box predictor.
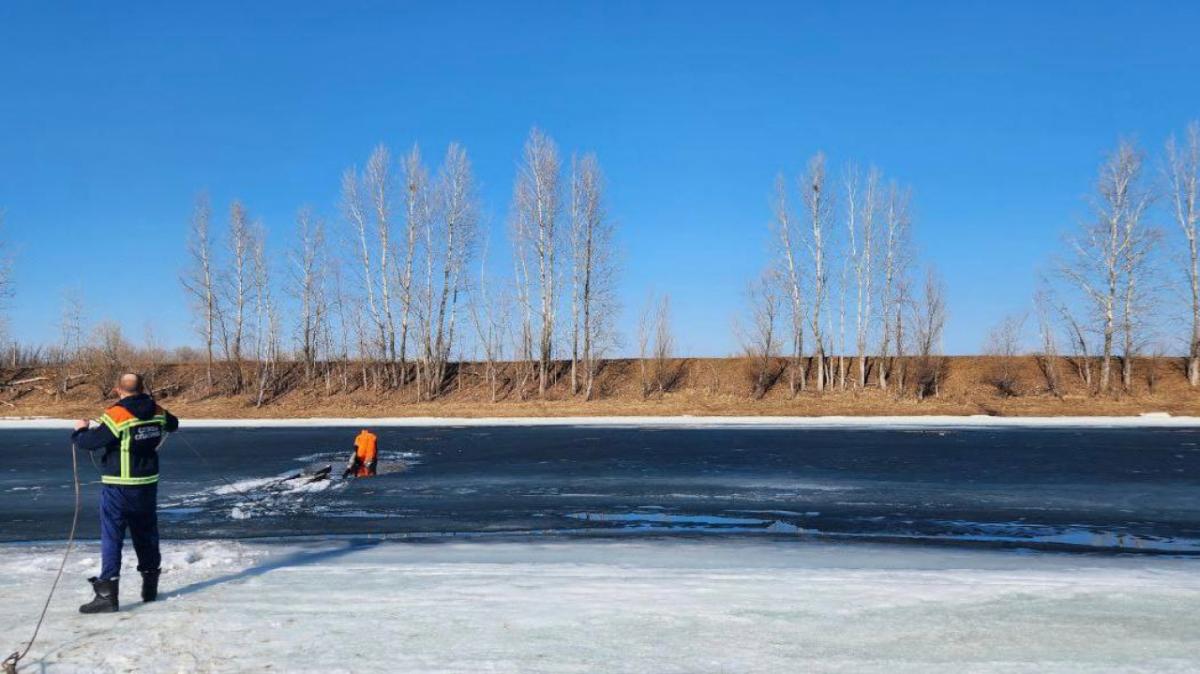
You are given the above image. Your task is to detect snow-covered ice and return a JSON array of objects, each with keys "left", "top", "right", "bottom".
[{"left": 1, "top": 539, "right": 1197, "bottom": 673}]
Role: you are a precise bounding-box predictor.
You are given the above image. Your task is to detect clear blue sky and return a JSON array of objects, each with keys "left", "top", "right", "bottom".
[{"left": 1, "top": 1, "right": 1198, "bottom": 355}]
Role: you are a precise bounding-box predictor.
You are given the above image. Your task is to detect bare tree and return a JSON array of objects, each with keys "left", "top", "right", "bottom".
[
  {"left": 1034, "top": 287, "right": 1062, "bottom": 396},
  {"left": 141, "top": 323, "right": 165, "bottom": 388},
  {"left": 342, "top": 145, "right": 401, "bottom": 389},
  {"left": 365, "top": 145, "right": 399, "bottom": 385},
  {"left": 57, "top": 287, "right": 86, "bottom": 393},
  {"left": 1118, "top": 179, "right": 1157, "bottom": 393},
  {"left": 984, "top": 313, "right": 1027, "bottom": 397},
  {"left": 181, "top": 194, "right": 219, "bottom": 390},
  {"left": 1056, "top": 300, "right": 1093, "bottom": 389},
  {"left": 342, "top": 165, "right": 377, "bottom": 380},
  {"left": 219, "top": 201, "right": 254, "bottom": 393},
  {"left": 329, "top": 259, "right": 357, "bottom": 393},
  {"left": 772, "top": 174, "right": 806, "bottom": 395},
  {"left": 89, "top": 322, "right": 133, "bottom": 394},
  {"left": 513, "top": 129, "right": 562, "bottom": 396},
  {"left": 652, "top": 294, "right": 675, "bottom": 394},
  {"left": 398, "top": 146, "right": 428, "bottom": 388},
  {"left": 470, "top": 236, "right": 510, "bottom": 403},
  {"left": 739, "top": 271, "right": 782, "bottom": 399},
  {"left": 911, "top": 267, "right": 948, "bottom": 399},
  {"left": 636, "top": 292, "right": 657, "bottom": 399},
  {"left": 801, "top": 153, "right": 833, "bottom": 392},
  {"left": 290, "top": 207, "right": 326, "bottom": 380},
  {"left": 878, "top": 184, "right": 911, "bottom": 390},
  {"left": 836, "top": 208, "right": 850, "bottom": 391},
  {"left": 568, "top": 153, "right": 618, "bottom": 400},
  {"left": 1165, "top": 122, "right": 1200, "bottom": 387},
  {"left": 846, "top": 167, "right": 880, "bottom": 389},
  {"left": 1060, "top": 141, "right": 1152, "bottom": 393},
  {"left": 417, "top": 143, "right": 477, "bottom": 400},
  {"left": 251, "top": 226, "right": 279, "bottom": 406},
  {"left": 510, "top": 190, "right": 536, "bottom": 400}
]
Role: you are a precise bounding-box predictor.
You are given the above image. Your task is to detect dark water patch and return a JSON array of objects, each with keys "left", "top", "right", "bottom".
[{"left": 1, "top": 425, "right": 1198, "bottom": 555}]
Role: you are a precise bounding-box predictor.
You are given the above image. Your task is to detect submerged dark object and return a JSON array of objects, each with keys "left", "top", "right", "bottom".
[{"left": 276, "top": 464, "right": 332, "bottom": 486}]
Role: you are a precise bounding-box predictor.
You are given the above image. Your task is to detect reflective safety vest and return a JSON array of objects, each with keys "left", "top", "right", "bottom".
[{"left": 96, "top": 405, "right": 170, "bottom": 486}]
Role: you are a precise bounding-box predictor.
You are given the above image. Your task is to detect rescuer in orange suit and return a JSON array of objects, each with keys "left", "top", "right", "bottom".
[{"left": 343, "top": 429, "right": 379, "bottom": 478}]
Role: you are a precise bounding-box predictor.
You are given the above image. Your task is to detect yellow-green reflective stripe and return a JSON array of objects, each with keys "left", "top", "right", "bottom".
[
  {"left": 120, "top": 432, "right": 131, "bottom": 478},
  {"left": 98, "top": 415, "right": 119, "bottom": 435},
  {"left": 117, "top": 417, "right": 167, "bottom": 430},
  {"left": 101, "top": 474, "right": 158, "bottom": 486}
]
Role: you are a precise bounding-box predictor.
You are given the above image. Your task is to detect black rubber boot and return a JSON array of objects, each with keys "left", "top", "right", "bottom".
[
  {"left": 79, "top": 577, "right": 119, "bottom": 614},
  {"left": 141, "top": 569, "right": 160, "bottom": 602}
]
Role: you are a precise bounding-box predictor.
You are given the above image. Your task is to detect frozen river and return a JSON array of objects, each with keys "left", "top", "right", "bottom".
[{"left": 3, "top": 423, "right": 1198, "bottom": 554}]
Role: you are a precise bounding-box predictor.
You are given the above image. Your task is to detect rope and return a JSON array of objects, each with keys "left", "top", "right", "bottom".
[{"left": 2, "top": 442, "right": 82, "bottom": 674}]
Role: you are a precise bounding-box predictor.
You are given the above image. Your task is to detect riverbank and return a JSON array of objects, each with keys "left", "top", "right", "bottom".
[
  {"left": 2, "top": 538, "right": 1197, "bottom": 673},
  {"left": 2, "top": 413, "right": 1199, "bottom": 429},
  {"left": 3, "top": 356, "right": 1198, "bottom": 420}
]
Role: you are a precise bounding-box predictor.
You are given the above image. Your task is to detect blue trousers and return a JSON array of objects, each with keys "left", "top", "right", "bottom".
[{"left": 99, "top": 484, "right": 160, "bottom": 581}]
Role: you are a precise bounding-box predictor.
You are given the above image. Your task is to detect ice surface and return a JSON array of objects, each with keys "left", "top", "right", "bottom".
[
  {"left": 160, "top": 469, "right": 347, "bottom": 522},
  {"left": 1, "top": 538, "right": 1197, "bottom": 672}
]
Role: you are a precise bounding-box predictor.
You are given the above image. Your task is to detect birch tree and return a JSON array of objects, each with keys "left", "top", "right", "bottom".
[
  {"left": 220, "top": 201, "right": 253, "bottom": 393},
  {"left": 1118, "top": 169, "right": 1156, "bottom": 393},
  {"left": 511, "top": 129, "right": 561, "bottom": 396},
  {"left": 365, "top": 145, "right": 399, "bottom": 385},
  {"left": 772, "top": 174, "right": 805, "bottom": 395},
  {"left": 329, "top": 260, "right": 357, "bottom": 393},
  {"left": 341, "top": 165, "right": 379, "bottom": 379},
  {"left": 569, "top": 153, "right": 617, "bottom": 400},
  {"left": 801, "top": 153, "right": 832, "bottom": 392},
  {"left": 846, "top": 167, "right": 879, "bottom": 389},
  {"left": 470, "top": 236, "right": 509, "bottom": 403},
  {"left": 878, "top": 184, "right": 911, "bottom": 390},
  {"left": 510, "top": 191, "right": 536, "bottom": 400},
  {"left": 1060, "top": 141, "right": 1151, "bottom": 393},
  {"left": 399, "top": 146, "right": 428, "bottom": 387},
  {"left": 342, "top": 145, "right": 400, "bottom": 388},
  {"left": 290, "top": 207, "right": 325, "bottom": 380},
  {"left": 181, "top": 194, "right": 219, "bottom": 390},
  {"left": 1166, "top": 122, "right": 1200, "bottom": 387},
  {"left": 251, "top": 226, "right": 279, "bottom": 406},
  {"left": 418, "top": 143, "right": 477, "bottom": 400}
]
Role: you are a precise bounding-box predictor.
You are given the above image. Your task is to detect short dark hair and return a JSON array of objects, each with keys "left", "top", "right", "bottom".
[{"left": 117, "top": 373, "right": 145, "bottom": 395}]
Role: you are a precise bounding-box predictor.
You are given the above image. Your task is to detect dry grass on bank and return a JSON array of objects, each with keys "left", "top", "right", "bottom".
[{"left": 1, "top": 355, "right": 1197, "bottom": 419}]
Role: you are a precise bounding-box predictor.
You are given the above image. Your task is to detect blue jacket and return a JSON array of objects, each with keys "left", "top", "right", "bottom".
[{"left": 72, "top": 394, "right": 179, "bottom": 486}]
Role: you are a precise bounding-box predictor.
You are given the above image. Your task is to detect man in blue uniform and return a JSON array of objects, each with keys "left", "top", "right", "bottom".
[{"left": 72, "top": 373, "right": 179, "bottom": 613}]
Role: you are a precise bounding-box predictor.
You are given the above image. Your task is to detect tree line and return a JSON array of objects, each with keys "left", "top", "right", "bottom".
[
  {"left": 168, "top": 129, "right": 618, "bottom": 405},
  {"left": 2, "top": 122, "right": 1199, "bottom": 404},
  {"left": 1030, "top": 122, "right": 1200, "bottom": 397},
  {"left": 735, "top": 152, "right": 948, "bottom": 400}
]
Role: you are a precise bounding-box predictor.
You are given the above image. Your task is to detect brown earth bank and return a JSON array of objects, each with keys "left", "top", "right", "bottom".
[{"left": 2, "top": 355, "right": 1198, "bottom": 419}]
